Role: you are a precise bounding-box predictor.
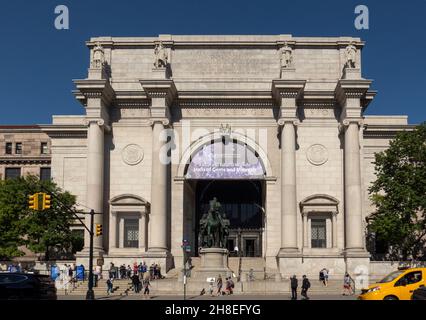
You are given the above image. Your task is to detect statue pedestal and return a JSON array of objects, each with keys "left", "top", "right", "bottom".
[{"left": 193, "top": 248, "right": 232, "bottom": 280}]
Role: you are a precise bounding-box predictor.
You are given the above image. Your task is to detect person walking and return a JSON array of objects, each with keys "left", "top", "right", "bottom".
[
  {"left": 343, "top": 273, "right": 353, "bottom": 296},
  {"left": 106, "top": 277, "right": 114, "bottom": 295},
  {"left": 290, "top": 275, "right": 298, "bottom": 300},
  {"left": 143, "top": 275, "right": 151, "bottom": 299},
  {"left": 321, "top": 268, "right": 329, "bottom": 287},
  {"left": 301, "top": 275, "right": 311, "bottom": 300},
  {"left": 131, "top": 273, "right": 140, "bottom": 293},
  {"left": 208, "top": 280, "right": 215, "bottom": 297},
  {"left": 216, "top": 275, "right": 223, "bottom": 296}
]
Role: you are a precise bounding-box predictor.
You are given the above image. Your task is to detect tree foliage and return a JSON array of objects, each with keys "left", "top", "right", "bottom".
[
  {"left": 0, "top": 175, "right": 80, "bottom": 260},
  {"left": 368, "top": 122, "right": 426, "bottom": 260}
]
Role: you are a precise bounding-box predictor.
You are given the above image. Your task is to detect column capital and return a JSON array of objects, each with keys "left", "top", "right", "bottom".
[
  {"left": 338, "top": 118, "right": 363, "bottom": 134},
  {"left": 278, "top": 118, "right": 300, "bottom": 127},
  {"left": 83, "top": 118, "right": 111, "bottom": 133},
  {"left": 149, "top": 118, "right": 171, "bottom": 127}
]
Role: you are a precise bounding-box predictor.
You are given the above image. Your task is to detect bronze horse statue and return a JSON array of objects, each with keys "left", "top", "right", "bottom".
[{"left": 198, "top": 197, "right": 230, "bottom": 249}]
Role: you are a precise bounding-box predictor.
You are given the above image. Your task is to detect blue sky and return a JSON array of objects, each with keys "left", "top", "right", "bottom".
[{"left": 0, "top": 0, "right": 424, "bottom": 125}]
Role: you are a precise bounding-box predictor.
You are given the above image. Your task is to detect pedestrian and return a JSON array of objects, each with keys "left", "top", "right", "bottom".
[
  {"left": 216, "top": 274, "right": 223, "bottom": 296},
  {"left": 109, "top": 262, "right": 115, "bottom": 279},
  {"left": 208, "top": 280, "right": 214, "bottom": 296},
  {"left": 126, "top": 265, "right": 132, "bottom": 279},
  {"left": 132, "top": 273, "right": 140, "bottom": 293},
  {"left": 301, "top": 275, "right": 311, "bottom": 300},
  {"left": 106, "top": 277, "right": 114, "bottom": 295},
  {"left": 143, "top": 276, "right": 151, "bottom": 299},
  {"left": 225, "top": 277, "right": 231, "bottom": 295},
  {"left": 229, "top": 277, "right": 234, "bottom": 295},
  {"left": 138, "top": 262, "right": 143, "bottom": 281},
  {"left": 290, "top": 275, "right": 298, "bottom": 300},
  {"left": 142, "top": 261, "right": 147, "bottom": 279},
  {"left": 133, "top": 262, "right": 138, "bottom": 276},
  {"left": 320, "top": 268, "right": 328, "bottom": 287},
  {"left": 343, "top": 272, "right": 353, "bottom": 296}
]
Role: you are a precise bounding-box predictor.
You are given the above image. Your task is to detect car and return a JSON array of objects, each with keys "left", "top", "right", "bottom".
[
  {"left": 411, "top": 285, "right": 426, "bottom": 300},
  {"left": 0, "top": 272, "right": 57, "bottom": 300},
  {"left": 358, "top": 267, "right": 426, "bottom": 300}
]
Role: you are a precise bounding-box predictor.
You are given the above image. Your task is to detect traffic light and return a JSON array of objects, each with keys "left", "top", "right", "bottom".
[
  {"left": 28, "top": 194, "right": 38, "bottom": 210},
  {"left": 43, "top": 193, "right": 51, "bottom": 210},
  {"left": 96, "top": 224, "right": 103, "bottom": 237}
]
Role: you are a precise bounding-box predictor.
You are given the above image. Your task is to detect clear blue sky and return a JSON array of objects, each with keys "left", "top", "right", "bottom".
[{"left": 0, "top": 0, "right": 424, "bottom": 125}]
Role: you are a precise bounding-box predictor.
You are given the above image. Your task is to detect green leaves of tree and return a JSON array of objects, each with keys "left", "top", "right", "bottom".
[
  {"left": 0, "top": 175, "right": 78, "bottom": 260},
  {"left": 368, "top": 122, "right": 426, "bottom": 260}
]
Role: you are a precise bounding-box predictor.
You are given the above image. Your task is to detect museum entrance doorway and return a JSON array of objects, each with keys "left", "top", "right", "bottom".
[
  {"left": 193, "top": 180, "right": 265, "bottom": 257},
  {"left": 182, "top": 136, "right": 267, "bottom": 258}
]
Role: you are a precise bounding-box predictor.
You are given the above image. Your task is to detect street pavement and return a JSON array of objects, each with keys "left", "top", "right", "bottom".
[{"left": 58, "top": 293, "right": 358, "bottom": 300}]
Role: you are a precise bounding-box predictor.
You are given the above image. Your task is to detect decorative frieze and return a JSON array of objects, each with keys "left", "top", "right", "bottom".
[{"left": 173, "top": 107, "right": 274, "bottom": 118}]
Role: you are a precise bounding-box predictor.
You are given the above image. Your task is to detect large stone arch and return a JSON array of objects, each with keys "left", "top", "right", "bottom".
[{"left": 176, "top": 131, "right": 274, "bottom": 179}]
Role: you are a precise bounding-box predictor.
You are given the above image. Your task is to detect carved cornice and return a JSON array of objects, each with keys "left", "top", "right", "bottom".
[
  {"left": 335, "top": 79, "right": 372, "bottom": 106},
  {"left": 0, "top": 157, "right": 51, "bottom": 165},
  {"left": 139, "top": 79, "right": 177, "bottom": 106},
  {"left": 271, "top": 79, "right": 306, "bottom": 105},
  {"left": 178, "top": 99, "right": 274, "bottom": 108},
  {"left": 73, "top": 79, "right": 115, "bottom": 107}
]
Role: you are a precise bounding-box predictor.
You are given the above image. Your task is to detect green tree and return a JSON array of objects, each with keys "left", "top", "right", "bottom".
[
  {"left": 0, "top": 175, "right": 79, "bottom": 260},
  {"left": 368, "top": 122, "right": 426, "bottom": 261}
]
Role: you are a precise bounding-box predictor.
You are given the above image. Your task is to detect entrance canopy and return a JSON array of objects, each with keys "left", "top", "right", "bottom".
[{"left": 185, "top": 140, "right": 266, "bottom": 180}]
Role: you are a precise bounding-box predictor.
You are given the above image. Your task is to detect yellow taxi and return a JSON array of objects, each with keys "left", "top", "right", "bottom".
[{"left": 358, "top": 267, "right": 426, "bottom": 300}]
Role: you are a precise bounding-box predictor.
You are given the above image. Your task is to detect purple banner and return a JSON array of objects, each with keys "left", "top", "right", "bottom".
[{"left": 186, "top": 142, "right": 265, "bottom": 180}]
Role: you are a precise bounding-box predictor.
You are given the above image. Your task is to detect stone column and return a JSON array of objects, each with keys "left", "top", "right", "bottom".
[
  {"left": 280, "top": 120, "right": 299, "bottom": 252},
  {"left": 148, "top": 120, "right": 168, "bottom": 252},
  {"left": 85, "top": 119, "right": 105, "bottom": 252},
  {"left": 303, "top": 213, "right": 308, "bottom": 249},
  {"left": 140, "top": 78, "right": 176, "bottom": 272},
  {"left": 110, "top": 212, "right": 117, "bottom": 250},
  {"left": 332, "top": 212, "right": 338, "bottom": 249},
  {"left": 141, "top": 213, "right": 147, "bottom": 250},
  {"left": 343, "top": 120, "right": 364, "bottom": 250}
]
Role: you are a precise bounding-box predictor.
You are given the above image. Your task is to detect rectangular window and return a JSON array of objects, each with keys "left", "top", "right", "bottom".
[
  {"left": 5, "top": 168, "right": 21, "bottom": 180},
  {"left": 5, "top": 143, "right": 12, "bottom": 155},
  {"left": 311, "top": 219, "right": 327, "bottom": 248},
  {"left": 15, "top": 143, "right": 22, "bottom": 154},
  {"left": 41, "top": 142, "right": 48, "bottom": 154},
  {"left": 124, "top": 219, "right": 139, "bottom": 248},
  {"left": 40, "top": 167, "right": 51, "bottom": 181}
]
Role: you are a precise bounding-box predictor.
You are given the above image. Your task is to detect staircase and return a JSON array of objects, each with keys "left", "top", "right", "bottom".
[{"left": 57, "top": 278, "right": 133, "bottom": 297}]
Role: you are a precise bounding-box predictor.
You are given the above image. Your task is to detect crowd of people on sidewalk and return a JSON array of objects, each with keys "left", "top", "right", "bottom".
[{"left": 105, "top": 261, "right": 165, "bottom": 298}]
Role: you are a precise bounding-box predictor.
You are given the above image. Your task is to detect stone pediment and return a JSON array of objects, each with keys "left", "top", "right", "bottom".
[
  {"left": 300, "top": 194, "right": 339, "bottom": 215},
  {"left": 109, "top": 194, "right": 150, "bottom": 207}
]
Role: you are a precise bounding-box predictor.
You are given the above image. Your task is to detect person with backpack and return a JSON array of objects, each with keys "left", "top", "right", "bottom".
[
  {"left": 106, "top": 277, "right": 114, "bottom": 295},
  {"left": 290, "top": 275, "right": 298, "bottom": 300},
  {"left": 301, "top": 275, "right": 311, "bottom": 300}
]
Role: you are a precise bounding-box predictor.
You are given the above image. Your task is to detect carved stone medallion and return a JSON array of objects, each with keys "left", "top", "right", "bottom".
[
  {"left": 122, "top": 144, "right": 144, "bottom": 166},
  {"left": 306, "top": 144, "right": 328, "bottom": 166}
]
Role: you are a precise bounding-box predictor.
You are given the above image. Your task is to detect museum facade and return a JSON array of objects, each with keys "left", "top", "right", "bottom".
[{"left": 41, "top": 35, "right": 411, "bottom": 278}]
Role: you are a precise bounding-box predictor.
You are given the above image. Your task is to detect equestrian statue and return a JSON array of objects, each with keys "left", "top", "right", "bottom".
[{"left": 198, "top": 197, "right": 230, "bottom": 249}]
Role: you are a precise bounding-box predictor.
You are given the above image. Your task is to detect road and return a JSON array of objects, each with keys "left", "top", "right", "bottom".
[{"left": 58, "top": 293, "right": 358, "bottom": 300}]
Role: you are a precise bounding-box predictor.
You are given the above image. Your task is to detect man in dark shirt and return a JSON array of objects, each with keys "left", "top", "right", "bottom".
[
  {"left": 290, "top": 275, "right": 298, "bottom": 300},
  {"left": 301, "top": 275, "right": 311, "bottom": 300}
]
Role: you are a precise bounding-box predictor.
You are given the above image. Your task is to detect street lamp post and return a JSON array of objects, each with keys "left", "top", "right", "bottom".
[
  {"left": 182, "top": 239, "right": 190, "bottom": 301},
  {"left": 86, "top": 209, "right": 95, "bottom": 300}
]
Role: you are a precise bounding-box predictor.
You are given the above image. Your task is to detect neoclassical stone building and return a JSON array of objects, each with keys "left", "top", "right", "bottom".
[{"left": 42, "top": 35, "right": 411, "bottom": 279}]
